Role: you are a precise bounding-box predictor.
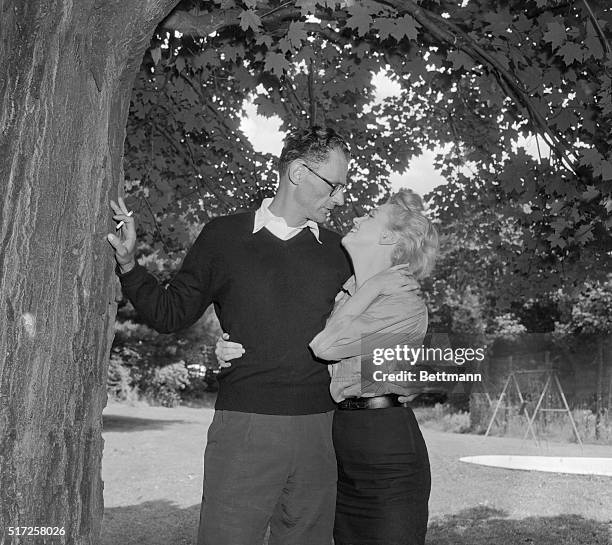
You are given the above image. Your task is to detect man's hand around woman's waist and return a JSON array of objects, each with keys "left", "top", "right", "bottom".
[{"left": 215, "top": 332, "right": 245, "bottom": 368}]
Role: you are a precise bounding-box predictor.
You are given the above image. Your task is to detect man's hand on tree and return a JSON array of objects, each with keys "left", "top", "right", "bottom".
[{"left": 107, "top": 196, "right": 137, "bottom": 274}]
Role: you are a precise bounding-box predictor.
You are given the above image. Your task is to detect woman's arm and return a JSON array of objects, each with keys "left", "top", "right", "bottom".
[
  {"left": 324, "top": 282, "right": 380, "bottom": 328},
  {"left": 310, "top": 269, "right": 423, "bottom": 361},
  {"left": 323, "top": 265, "right": 414, "bottom": 328}
]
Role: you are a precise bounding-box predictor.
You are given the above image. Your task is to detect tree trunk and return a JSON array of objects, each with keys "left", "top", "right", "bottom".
[{"left": 0, "top": 1, "right": 178, "bottom": 543}]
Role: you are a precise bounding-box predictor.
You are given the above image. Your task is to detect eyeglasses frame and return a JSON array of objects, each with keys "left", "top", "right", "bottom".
[{"left": 301, "top": 163, "right": 344, "bottom": 197}]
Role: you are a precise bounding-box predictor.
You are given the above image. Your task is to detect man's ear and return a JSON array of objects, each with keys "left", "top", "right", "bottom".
[
  {"left": 379, "top": 229, "right": 400, "bottom": 245},
  {"left": 287, "top": 160, "right": 304, "bottom": 186}
]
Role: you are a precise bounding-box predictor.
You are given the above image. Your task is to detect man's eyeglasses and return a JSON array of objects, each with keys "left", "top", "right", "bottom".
[{"left": 302, "top": 163, "right": 344, "bottom": 197}]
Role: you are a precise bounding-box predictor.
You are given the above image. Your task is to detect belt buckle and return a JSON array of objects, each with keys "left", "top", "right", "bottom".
[
  {"left": 372, "top": 394, "right": 400, "bottom": 409},
  {"left": 354, "top": 398, "right": 369, "bottom": 409},
  {"left": 342, "top": 397, "right": 367, "bottom": 410}
]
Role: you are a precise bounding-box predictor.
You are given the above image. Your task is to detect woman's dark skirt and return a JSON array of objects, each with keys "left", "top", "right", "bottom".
[{"left": 332, "top": 406, "right": 431, "bottom": 545}]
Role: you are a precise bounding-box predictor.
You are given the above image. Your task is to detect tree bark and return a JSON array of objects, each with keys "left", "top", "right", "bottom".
[{"left": 0, "top": 1, "right": 179, "bottom": 543}]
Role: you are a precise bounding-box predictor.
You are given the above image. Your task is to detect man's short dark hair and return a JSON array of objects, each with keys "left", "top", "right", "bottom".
[{"left": 277, "top": 126, "right": 351, "bottom": 178}]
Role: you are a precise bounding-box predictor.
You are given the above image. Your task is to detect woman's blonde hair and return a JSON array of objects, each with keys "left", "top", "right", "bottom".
[{"left": 385, "top": 188, "right": 439, "bottom": 279}]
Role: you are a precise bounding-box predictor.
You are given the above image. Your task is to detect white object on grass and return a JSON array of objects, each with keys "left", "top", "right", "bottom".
[{"left": 460, "top": 455, "right": 612, "bottom": 477}]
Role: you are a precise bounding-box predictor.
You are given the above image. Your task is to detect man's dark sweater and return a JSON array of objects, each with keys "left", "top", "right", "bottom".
[{"left": 117, "top": 210, "right": 352, "bottom": 415}]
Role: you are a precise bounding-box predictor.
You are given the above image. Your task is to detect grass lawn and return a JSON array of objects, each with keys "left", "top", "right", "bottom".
[{"left": 101, "top": 399, "right": 612, "bottom": 545}]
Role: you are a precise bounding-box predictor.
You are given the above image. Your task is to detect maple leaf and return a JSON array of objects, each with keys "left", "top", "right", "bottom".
[
  {"left": 447, "top": 50, "right": 475, "bottom": 71},
  {"left": 550, "top": 109, "right": 576, "bottom": 131},
  {"left": 223, "top": 46, "right": 241, "bottom": 62},
  {"left": 542, "top": 20, "right": 566, "bottom": 50},
  {"left": 584, "top": 21, "right": 605, "bottom": 60},
  {"left": 264, "top": 52, "right": 291, "bottom": 76},
  {"left": 239, "top": 9, "right": 262, "bottom": 32},
  {"left": 256, "top": 34, "right": 273, "bottom": 48},
  {"left": 254, "top": 95, "right": 283, "bottom": 118},
  {"left": 296, "top": 44, "right": 316, "bottom": 61},
  {"left": 483, "top": 8, "right": 511, "bottom": 35},
  {"left": 195, "top": 49, "right": 220, "bottom": 68},
  {"left": 398, "top": 14, "right": 419, "bottom": 41},
  {"left": 580, "top": 148, "right": 603, "bottom": 168},
  {"left": 287, "top": 21, "right": 308, "bottom": 49},
  {"left": 352, "top": 41, "right": 370, "bottom": 58},
  {"left": 277, "top": 37, "right": 292, "bottom": 54},
  {"left": 404, "top": 57, "right": 427, "bottom": 79},
  {"left": 346, "top": 5, "right": 373, "bottom": 36},
  {"left": 513, "top": 13, "right": 533, "bottom": 33},
  {"left": 557, "top": 42, "right": 583, "bottom": 65},
  {"left": 597, "top": 84, "right": 612, "bottom": 115},
  {"left": 296, "top": 0, "right": 317, "bottom": 16},
  {"left": 374, "top": 17, "right": 398, "bottom": 40}
]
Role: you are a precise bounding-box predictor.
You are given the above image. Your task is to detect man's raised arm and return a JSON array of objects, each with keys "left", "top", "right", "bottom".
[{"left": 107, "top": 197, "right": 220, "bottom": 334}]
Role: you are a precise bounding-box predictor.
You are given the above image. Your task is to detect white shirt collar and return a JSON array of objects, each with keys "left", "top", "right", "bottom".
[
  {"left": 341, "top": 275, "right": 357, "bottom": 296},
  {"left": 253, "top": 197, "right": 321, "bottom": 244},
  {"left": 341, "top": 272, "right": 418, "bottom": 297}
]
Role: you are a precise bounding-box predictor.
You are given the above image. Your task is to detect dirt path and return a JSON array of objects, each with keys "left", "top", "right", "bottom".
[{"left": 101, "top": 401, "right": 612, "bottom": 545}]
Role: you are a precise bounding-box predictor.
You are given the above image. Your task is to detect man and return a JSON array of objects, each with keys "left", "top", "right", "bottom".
[{"left": 107, "top": 126, "right": 352, "bottom": 545}]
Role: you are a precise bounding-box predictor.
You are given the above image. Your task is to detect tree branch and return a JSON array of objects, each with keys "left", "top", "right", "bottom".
[
  {"left": 175, "top": 72, "right": 257, "bottom": 157},
  {"left": 140, "top": 192, "right": 170, "bottom": 254},
  {"left": 150, "top": 118, "right": 236, "bottom": 209},
  {"left": 160, "top": 9, "right": 240, "bottom": 36},
  {"left": 161, "top": 3, "right": 305, "bottom": 37},
  {"left": 161, "top": 2, "right": 346, "bottom": 38},
  {"left": 274, "top": 85, "right": 302, "bottom": 123},
  {"left": 581, "top": 0, "right": 611, "bottom": 57},
  {"left": 308, "top": 58, "right": 317, "bottom": 126},
  {"left": 283, "top": 74, "right": 309, "bottom": 117},
  {"left": 377, "top": 0, "right": 579, "bottom": 173}
]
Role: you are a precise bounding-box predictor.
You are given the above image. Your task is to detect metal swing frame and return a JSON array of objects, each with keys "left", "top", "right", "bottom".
[{"left": 484, "top": 369, "right": 582, "bottom": 446}]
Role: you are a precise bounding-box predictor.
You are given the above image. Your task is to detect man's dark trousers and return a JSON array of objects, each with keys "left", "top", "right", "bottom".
[{"left": 197, "top": 410, "right": 337, "bottom": 545}]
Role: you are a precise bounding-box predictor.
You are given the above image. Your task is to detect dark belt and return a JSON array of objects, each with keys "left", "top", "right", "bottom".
[{"left": 337, "top": 394, "right": 409, "bottom": 410}]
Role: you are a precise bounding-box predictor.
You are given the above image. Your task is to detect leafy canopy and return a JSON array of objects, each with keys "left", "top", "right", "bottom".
[{"left": 124, "top": 0, "right": 611, "bottom": 318}]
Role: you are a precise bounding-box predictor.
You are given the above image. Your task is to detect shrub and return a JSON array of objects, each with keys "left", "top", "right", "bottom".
[
  {"left": 109, "top": 296, "right": 223, "bottom": 406},
  {"left": 107, "top": 346, "right": 141, "bottom": 402},
  {"left": 413, "top": 403, "right": 471, "bottom": 434},
  {"left": 107, "top": 355, "right": 136, "bottom": 402},
  {"left": 140, "top": 361, "right": 190, "bottom": 407},
  {"left": 488, "top": 313, "right": 527, "bottom": 341}
]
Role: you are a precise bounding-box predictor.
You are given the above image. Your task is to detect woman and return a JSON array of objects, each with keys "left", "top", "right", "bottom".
[{"left": 217, "top": 188, "right": 438, "bottom": 545}]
